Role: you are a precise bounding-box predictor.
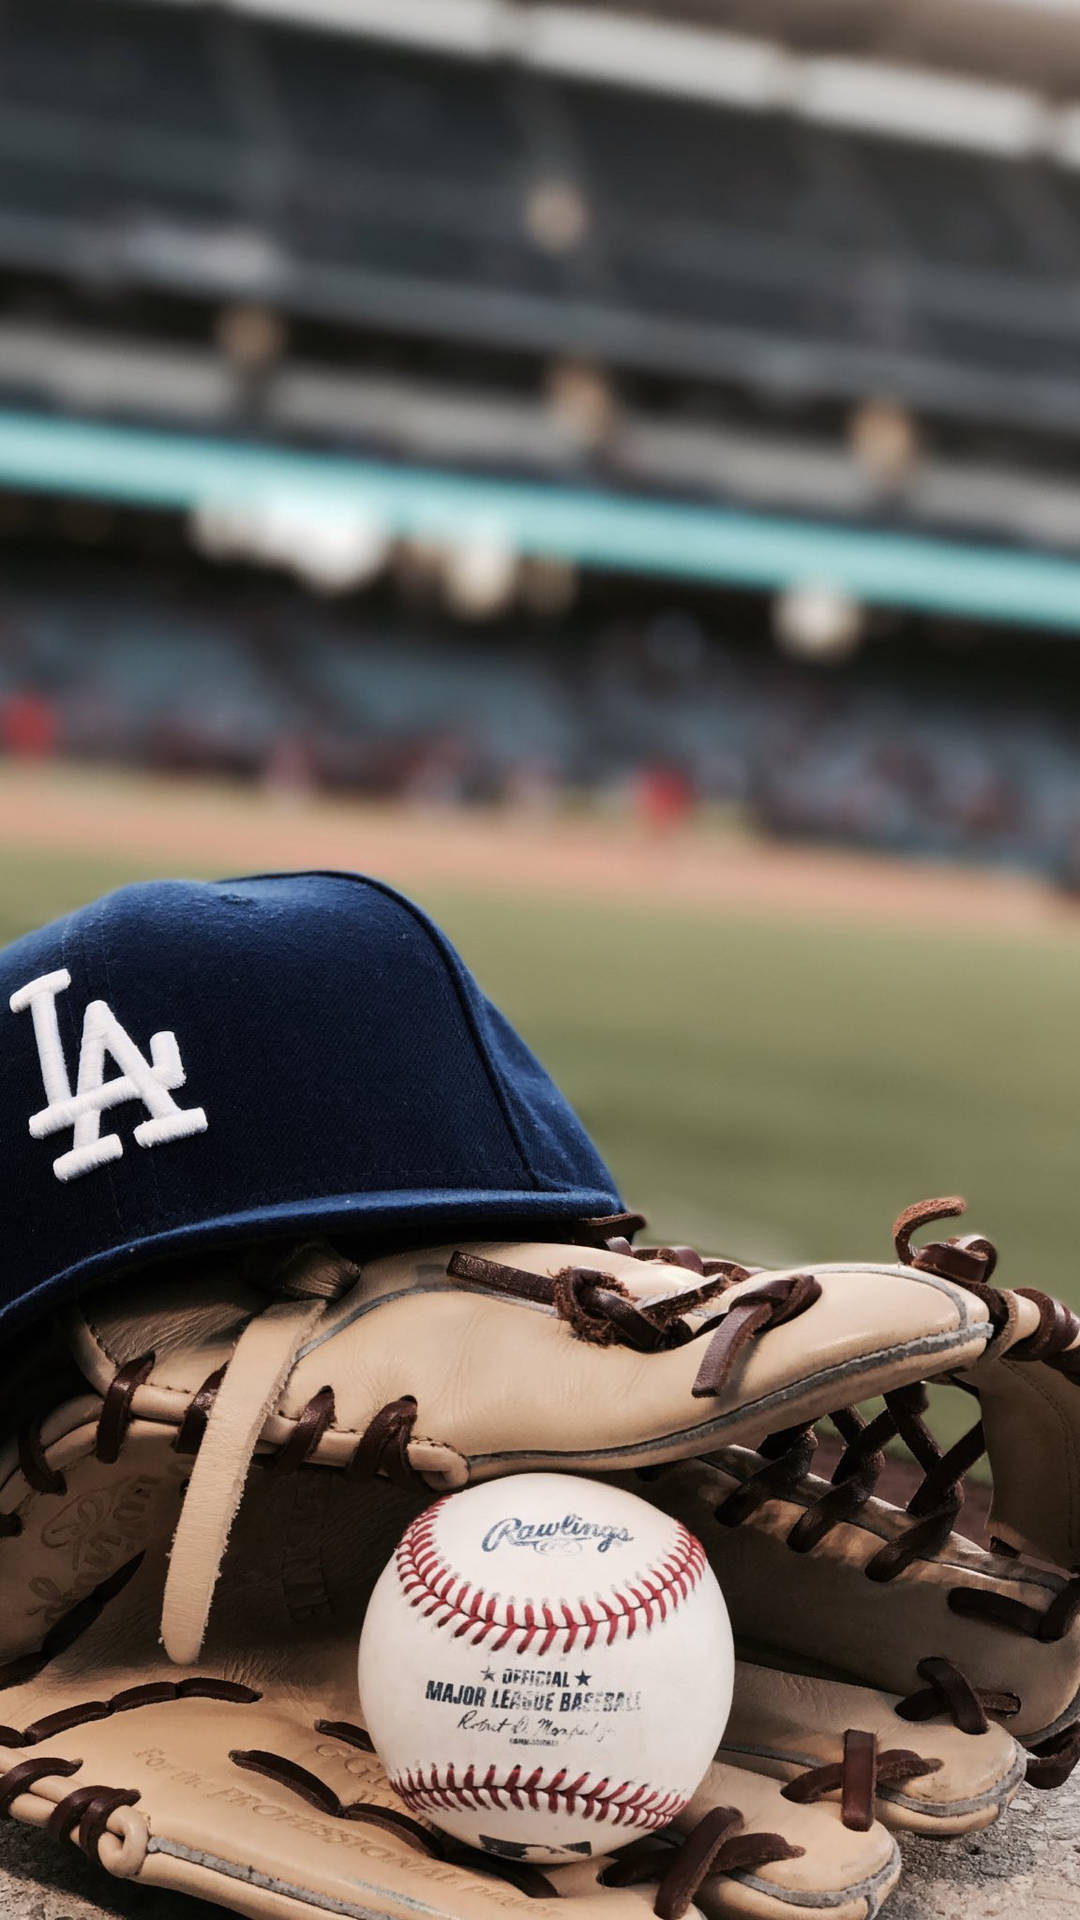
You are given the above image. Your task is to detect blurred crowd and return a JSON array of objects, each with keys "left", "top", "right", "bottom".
[{"left": 2, "top": 554, "right": 1079, "bottom": 882}]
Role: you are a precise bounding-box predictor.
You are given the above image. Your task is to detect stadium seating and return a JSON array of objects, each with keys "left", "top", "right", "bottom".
[
  {"left": 0, "top": 3, "right": 1078, "bottom": 421},
  {"left": 0, "top": 0, "right": 231, "bottom": 135},
  {"left": 1, "top": 554, "right": 1078, "bottom": 877}
]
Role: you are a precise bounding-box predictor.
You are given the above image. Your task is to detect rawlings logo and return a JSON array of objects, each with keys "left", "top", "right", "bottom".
[
  {"left": 10, "top": 968, "right": 207, "bottom": 1182},
  {"left": 481, "top": 1514, "right": 633, "bottom": 1555}
]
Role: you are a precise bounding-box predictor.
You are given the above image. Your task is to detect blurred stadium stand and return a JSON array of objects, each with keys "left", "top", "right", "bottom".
[
  {"left": 0, "top": 0, "right": 1078, "bottom": 430},
  {"left": 4, "top": 0, "right": 1080, "bottom": 437},
  {"left": 3, "top": 0, "right": 1080, "bottom": 875},
  {"left": 4, "top": 536, "right": 1080, "bottom": 878}
]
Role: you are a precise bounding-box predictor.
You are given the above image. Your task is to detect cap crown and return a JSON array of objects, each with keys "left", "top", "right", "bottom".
[{"left": 1, "top": 871, "right": 620, "bottom": 1331}]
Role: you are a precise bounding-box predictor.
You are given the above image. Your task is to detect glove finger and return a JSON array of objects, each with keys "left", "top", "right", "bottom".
[
  {"left": 1, "top": 1235, "right": 994, "bottom": 1671},
  {"left": 56, "top": 1232, "right": 993, "bottom": 1485},
  {"left": 723, "top": 1660, "right": 1024, "bottom": 1836},
  {"left": 673, "top": 1761, "right": 899, "bottom": 1920}
]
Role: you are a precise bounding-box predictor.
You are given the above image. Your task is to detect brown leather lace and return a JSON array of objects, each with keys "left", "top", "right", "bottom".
[
  {"left": 0, "top": 1757, "right": 148, "bottom": 1872},
  {"left": 656, "top": 1196, "right": 1080, "bottom": 1787},
  {"left": 96, "top": 1353, "right": 157, "bottom": 1464},
  {"left": 781, "top": 1726, "right": 938, "bottom": 1832},
  {"left": 712, "top": 1385, "right": 989, "bottom": 1583},
  {"left": 447, "top": 1249, "right": 728, "bottom": 1351},
  {"left": 690, "top": 1275, "right": 822, "bottom": 1399},
  {"left": 0, "top": 1659, "right": 260, "bottom": 1748},
  {"left": 229, "top": 1740, "right": 560, "bottom": 1899},
  {"left": 896, "top": 1655, "right": 1017, "bottom": 1734},
  {"left": 1025, "top": 1722, "right": 1080, "bottom": 1789},
  {"left": 347, "top": 1394, "right": 423, "bottom": 1487},
  {"left": 175, "top": 1367, "right": 424, "bottom": 1487},
  {"left": 5, "top": 1197, "right": 1080, "bottom": 1861},
  {"left": 602, "top": 1807, "right": 803, "bottom": 1919},
  {"left": 0, "top": 1236, "right": 816, "bottom": 1553},
  {"left": 445, "top": 1249, "right": 821, "bottom": 1394},
  {"left": 48, "top": 1779, "right": 141, "bottom": 1853},
  {"left": 694, "top": 1201, "right": 1080, "bottom": 1612},
  {"left": 235, "top": 1731, "right": 817, "bottom": 1916}
]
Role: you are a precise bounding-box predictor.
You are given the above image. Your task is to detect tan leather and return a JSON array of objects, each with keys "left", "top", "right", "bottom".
[
  {"left": 0, "top": 1463, "right": 901, "bottom": 1920},
  {"left": 679, "top": 1764, "right": 899, "bottom": 1920},
  {"left": 60, "top": 1239, "right": 993, "bottom": 1476},
  {"left": 0, "top": 1235, "right": 1048, "bottom": 1920},
  {"left": 0, "top": 1239, "right": 994, "bottom": 1679},
  {"left": 292, "top": 1244, "right": 992, "bottom": 1470},
  {"left": 722, "top": 1663, "right": 1023, "bottom": 1836},
  {"left": 958, "top": 1337, "right": 1080, "bottom": 1569},
  {"left": 676, "top": 1766, "right": 895, "bottom": 1920},
  {"left": 648, "top": 1455, "right": 1078, "bottom": 1749},
  {"left": 162, "top": 1276, "right": 345, "bottom": 1665}
]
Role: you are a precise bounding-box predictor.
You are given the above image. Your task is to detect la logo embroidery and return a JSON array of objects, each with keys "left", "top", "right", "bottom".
[{"left": 10, "top": 968, "right": 208, "bottom": 1182}]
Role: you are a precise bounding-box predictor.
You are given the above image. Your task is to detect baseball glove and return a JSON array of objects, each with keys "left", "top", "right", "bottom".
[{"left": 0, "top": 1206, "right": 1065, "bottom": 1920}]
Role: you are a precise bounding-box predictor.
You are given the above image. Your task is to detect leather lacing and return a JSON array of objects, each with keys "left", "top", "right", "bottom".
[
  {"left": 602, "top": 1809, "right": 800, "bottom": 1920},
  {"left": 0, "top": 1754, "right": 139, "bottom": 1864},
  {"left": 445, "top": 1250, "right": 822, "bottom": 1397},
  {"left": 1, "top": 1350, "right": 175, "bottom": 1540},
  {"left": 0, "top": 1239, "right": 817, "bottom": 1546},
  {"left": 2, "top": 1202, "right": 1080, "bottom": 1897},
  {"left": 230, "top": 1727, "right": 564, "bottom": 1899},
  {"left": 629, "top": 1198, "right": 1080, "bottom": 1791},
  {"left": 0, "top": 1236, "right": 853, "bottom": 1912},
  {"left": 779, "top": 1726, "right": 936, "bottom": 1830},
  {"left": 0, "top": 1620, "right": 822, "bottom": 1912}
]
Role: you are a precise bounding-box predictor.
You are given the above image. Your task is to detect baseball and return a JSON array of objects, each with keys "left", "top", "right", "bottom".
[{"left": 358, "top": 1472, "right": 733, "bottom": 1861}]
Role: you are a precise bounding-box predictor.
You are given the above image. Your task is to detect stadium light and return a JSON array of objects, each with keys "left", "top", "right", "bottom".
[
  {"left": 524, "top": 181, "right": 590, "bottom": 254},
  {"left": 545, "top": 361, "right": 617, "bottom": 452},
  {"left": 849, "top": 400, "right": 921, "bottom": 493},
  {"left": 442, "top": 527, "right": 518, "bottom": 619},
  {"left": 215, "top": 305, "right": 287, "bottom": 374},
  {"left": 283, "top": 504, "right": 390, "bottom": 596},
  {"left": 189, "top": 493, "right": 389, "bottom": 594},
  {"left": 774, "top": 581, "right": 863, "bottom": 662}
]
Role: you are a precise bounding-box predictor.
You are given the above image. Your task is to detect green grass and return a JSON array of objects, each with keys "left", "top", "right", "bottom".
[{"left": 7, "top": 843, "right": 1080, "bottom": 1307}]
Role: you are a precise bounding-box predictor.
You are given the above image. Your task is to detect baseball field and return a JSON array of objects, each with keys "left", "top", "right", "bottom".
[{"left": 3, "top": 759, "right": 1078, "bottom": 1309}]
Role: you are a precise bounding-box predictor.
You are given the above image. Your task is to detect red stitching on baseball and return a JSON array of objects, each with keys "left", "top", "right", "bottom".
[
  {"left": 396, "top": 1504, "right": 706, "bottom": 1653},
  {"left": 392, "top": 1762, "right": 686, "bottom": 1831}
]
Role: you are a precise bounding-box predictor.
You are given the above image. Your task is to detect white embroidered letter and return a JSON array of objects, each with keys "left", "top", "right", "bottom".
[{"left": 10, "top": 969, "right": 208, "bottom": 1182}]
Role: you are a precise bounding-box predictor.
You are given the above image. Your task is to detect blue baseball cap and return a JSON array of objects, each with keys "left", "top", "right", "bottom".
[{"left": 0, "top": 870, "right": 623, "bottom": 1333}]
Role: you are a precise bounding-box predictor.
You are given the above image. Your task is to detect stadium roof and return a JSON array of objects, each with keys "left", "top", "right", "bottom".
[{"left": 3, "top": 407, "right": 1080, "bottom": 633}]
